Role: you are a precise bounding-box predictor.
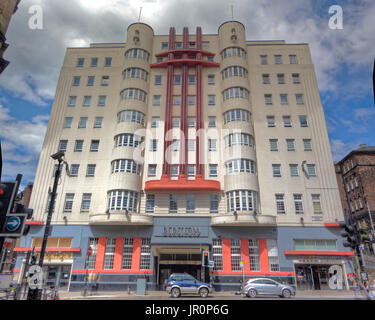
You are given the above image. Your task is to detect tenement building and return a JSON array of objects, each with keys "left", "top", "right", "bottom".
[{"left": 14, "top": 21, "right": 354, "bottom": 291}]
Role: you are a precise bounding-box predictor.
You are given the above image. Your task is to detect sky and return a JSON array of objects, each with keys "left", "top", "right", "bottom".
[{"left": 0, "top": 0, "right": 374, "bottom": 189}]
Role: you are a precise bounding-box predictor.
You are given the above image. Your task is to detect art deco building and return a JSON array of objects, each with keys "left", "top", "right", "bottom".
[{"left": 15, "top": 21, "right": 354, "bottom": 291}]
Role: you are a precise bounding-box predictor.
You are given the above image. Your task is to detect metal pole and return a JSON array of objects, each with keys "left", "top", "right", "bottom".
[{"left": 365, "top": 200, "right": 375, "bottom": 247}]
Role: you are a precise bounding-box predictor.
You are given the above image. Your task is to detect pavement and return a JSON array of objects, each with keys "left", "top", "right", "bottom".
[{"left": 57, "top": 289, "right": 372, "bottom": 300}]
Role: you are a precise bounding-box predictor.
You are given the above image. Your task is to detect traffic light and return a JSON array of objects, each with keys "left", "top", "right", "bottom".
[
  {"left": 13, "top": 203, "right": 33, "bottom": 236},
  {"left": 30, "top": 254, "right": 37, "bottom": 266},
  {"left": 202, "top": 251, "right": 209, "bottom": 267},
  {"left": 0, "top": 182, "right": 17, "bottom": 217},
  {"left": 339, "top": 220, "right": 361, "bottom": 249}
]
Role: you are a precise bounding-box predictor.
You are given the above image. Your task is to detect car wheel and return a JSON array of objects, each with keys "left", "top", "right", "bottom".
[
  {"left": 282, "top": 289, "right": 291, "bottom": 298},
  {"left": 170, "top": 287, "right": 181, "bottom": 298},
  {"left": 247, "top": 289, "right": 257, "bottom": 298},
  {"left": 199, "top": 287, "right": 209, "bottom": 298}
]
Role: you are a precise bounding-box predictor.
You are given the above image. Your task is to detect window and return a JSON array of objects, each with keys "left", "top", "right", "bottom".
[
  {"left": 111, "top": 159, "right": 140, "bottom": 174},
  {"left": 58, "top": 140, "right": 68, "bottom": 152},
  {"left": 248, "top": 239, "right": 260, "bottom": 271},
  {"left": 151, "top": 117, "right": 159, "bottom": 128},
  {"left": 188, "top": 95, "right": 195, "bottom": 106},
  {"left": 277, "top": 74, "right": 285, "bottom": 84},
  {"left": 312, "top": 194, "right": 322, "bottom": 214},
  {"left": 283, "top": 115, "right": 292, "bottom": 127},
  {"left": 83, "top": 96, "right": 91, "bottom": 107},
  {"left": 188, "top": 117, "right": 195, "bottom": 128},
  {"left": 123, "top": 67, "right": 148, "bottom": 81},
  {"left": 154, "top": 75, "right": 162, "bottom": 85},
  {"left": 223, "top": 87, "right": 249, "bottom": 100},
  {"left": 260, "top": 55, "right": 268, "bottom": 65},
  {"left": 172, "top": 117, "right": 180, "bottom": 128},
  {"left": 150, "top": 139, "right": 157, "bottom": 152},
  {"left": 286, "top": 139, "right": 295, "bottom": 151},
  {"left": 210, "top": 194, "right": 219, "bottom": 213},
  {"left": 87, "top": 76, "right": 95, "bottom": 86},
  {"left": 63, "top": 117, "right": 72, "bottom": 128},
  {"left": 105, "top": 57, "right": 112, "bottom": 67},
  {"left": 292, "top": 73, "right": 301, "bottom": 84},
  {"left": 122, "top": 238, "right": 133, "bottom": 269},
  {"left": 294, "top": 194, "right": 304, "bottom": 214},
  {"left": 280, "top": 94, "right": 288, "bottom": 105},
  {"left": 290, "top": 164, "right": 299, "bottom": 177},
  {"left": 186, "top": 195, "right": 195, "bottom": 213},
  {"left": 189, "top": 42, "right": 195, "bottom": 49},
  {"left": 68, "top": 96, "right": 76, "bottom": 106},
  {"left": 120, "top": 88, "right": 146, "bottom": 102},
  {"left": 231, "top": 239, "right": 241, "bottom": 271},
  {"left": 275, "top": 194, "right": 286, "bottom": 214},
  {"left": 188, "top": 75, "right": 195, "bottom": 85},
  {"left": 296, "top": 94, "right": 304, "bottom": 105},
  {"left": 173, "top": 95, "right": 181, "bottom": 106},
  {"left": 148, "top": 164, "right": 157, "bottom": 177},
  {"left": 117, "top": 110, "right": 145, "bottom": 125},
  {"left": 188, "top": 140, "right": 195, "bottom": 151},
  {"left": 103, "top": 238, "right": 116, "bottom": 270},
  {"left": 70, "top": 164, "right": 79, "bottom": 177},
  {"left": 299, "top": 115, "right": 308, "bottom": 127},
  {"left": 169, "top": 194, "right": 178, "bottom": 213},
  {"left": 209, "top": 164, "right": 218, "bottom": 177},
  {"left": 294, "top": 239, "right": 337, "bottom": 251},
  {"left": 176, "top": 42, "right": 182, "bottom": 49},
  {"left": 115, "top": 134, "right": 141, "bottom": 148},
  {"left": 307, "top": 164, "right": 317, "bottom": 177},
  {"left": 174, "top": 74, "right": 181, "bottom": 85},
  {"left": 86, "top": 164, "right": 96, "bottom": 177},
  {"left": 91, "top": 57, "right": 98, "bottom": 67},
  {"left": 81, "top": 193, "right": 92, "bottom": 211},
  {"left": 212, "top": 239, "right": 223, "bottom": 271},
  {"left": 208, "top": 116, "right": 216, "bottom": 127},
  {"left": 221, "top": 47, "right": 246, "bottom": 59},
  {"left": 107, "top": 190, "right": 138, "bottom": 212},
  {"left": 262, "top": 74, "right": 270, "bottom": 84},
  {"left": 98, "top": 95, "right": 106, "bottom": 106},
  {"left": 140, "top": 238, "right": 151, "bottom": 270},
  {"left": 73, "top": 76, "right": 80, "bottom": 86},
  {"left": 153, "top": 95, "right": 161, "bottom": 106},
  {"left": 223, "top": 109, "right": 251, "bottom": 124},
  {"left": 171, "top": 140, "right": 179, "bottom": 152},
  {"left": 161, "top": 42, "right": 168, "bottom": 49},
  {"left": 90, "top": 140, "right": 100, "bottom": 152},
  {"left": 226, "top": 190, "right": 257, "bottom": 212},
  {"left": 202, "top": 41, "right": 210, "bottom": 49},
  {"left": 267, "top": 240, "right": 280, "bottom": 271},
  {"left": 274, "top": 55, "right": 282, "bottom": 64},
  {"left": 208, "top": 139, "right": 217, "bottom": 151},
  {"left": 46, "top": 193, "right": 56, "bottom": 212},
  {"left": 226, "top": 159, "right": 256, "bottom": 174},
  {"left": 269, "top": 139, "right": 278, "bottom": 151},
  {"left": 224, "top": 133, "right": 253, "bottom": 148},
  {"left": 303, "top": 139, "right": 312, "bottom": 151},
  {"left": 267, "top": 115, "right": 275, "bottom": 127},
  {"left": 264, "top": 94, "right": 272, "bottom": 105},
  {"left": 289, "top": 55, "right": 297, "bottom": 64},
  {"left": 74, "top": 140, "right": 83, "bottom": 152},
  {"left": 63, "top": 193, "right": 74, "bottom": 212},
  {"left": 146, "top": 194, "right": 155, "bottom": 213},
  {"left": 78, "top": 117, "right": 87, "bottom": 128},
  {"left": 85, "top": 238, "right": 98, "bottom": 269},
  {"left": 125, "top": 48, "right": 150, "bottom": 61},
  {"left": 222, "top": 66, "right": 248, "bottom": 79},
  {"left": 170, "top": 165, "right": 179, "bottom": 178},
  {"left": 272, "top": 164, "right": 281, "bottom": 177},
  {"left": 94, "top": 117, "right": 103, "bottom": 128},
  {"left": 77, "top": 58, "right": 84, "bottom": 67},
  {"left": 208, "top": 95, "right": 216, "bottom": 106},
  {"left": 187, "top": 165, "right": 195, "bottom": 177}
]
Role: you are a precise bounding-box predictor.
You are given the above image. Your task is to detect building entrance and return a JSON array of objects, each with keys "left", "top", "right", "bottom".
[{"left": 295, "top": 264, "right": 332, "bottom": 290}]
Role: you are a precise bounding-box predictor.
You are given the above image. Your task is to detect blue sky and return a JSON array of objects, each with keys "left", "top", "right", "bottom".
[{"left": 0, "top": 0, "right": 374, "bottom": 189}]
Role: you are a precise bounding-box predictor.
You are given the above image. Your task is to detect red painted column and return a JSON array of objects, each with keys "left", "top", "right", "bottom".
[
  {"left": 95, "top": 237, "right": 107, "bottom": 270},
  {"left": 113, "top": 237, "right": 124, "bottom": 271},
  {"left": 258, "top": 239, "right": 269, "bottom": 274},
  {"left": 222, "top": 238, "right": 231, "bottom": 273},
  {"left": 240, "top": 239, "right": 250, "bottom": 273},
  {"left": 131, "top": 237, "right": 142, "bottom": 271}
]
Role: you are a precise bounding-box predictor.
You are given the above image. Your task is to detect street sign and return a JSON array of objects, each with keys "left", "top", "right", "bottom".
[
  {"left": 240, "top": 261, "right": 244, "bottom": 268},
  {"left": 0, "top": 213, "right": 28, "bottom": 237},
  {"left": 359, "top": 244, "right": 365, "bottom": 251},
  {"left": 28, "top": 265, "right": 43, "bottom": 290},
  {"left": 208, "top": 260, "right": 214, "bottom": 268},
  {"left": 6, "top": 216, "right": 21, "bottom": 231}
]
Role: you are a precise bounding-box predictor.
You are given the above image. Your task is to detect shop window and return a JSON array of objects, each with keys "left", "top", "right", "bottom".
[
  {"left": 212, "top": 239, "right": 223, "bottom": 271},
  {"left": 230, "top": 239, "right": 241, "bottom": 271},
  {"left": 122, "top": 238, "right": 133, "bottom": 269},
  {"left": 103, "top": 238, "right": 116, "bottom": 270},
  {"left": 267, "top": 239, "right": 280, "bottom": 272},
  {"left": 140, "top": 238, "right": 151, "bottom": 270},
  {"left": 248, "top": 239, "right": 260, "bottom": 271}
]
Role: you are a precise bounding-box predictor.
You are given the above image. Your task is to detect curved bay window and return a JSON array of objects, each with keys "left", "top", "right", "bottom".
[
  {"left": 223, "top": 87, "right": 249, "bottom": 101},
  {"left": 222, "top": 66, "right": 248, "bottom": 80},
  {"left": 107, "top": 190, "right": 138, "bottom": 212},
  {"left": 224, "top": 133, "right": 253, "bottom": 148},
  {"left": 225, "top": 159, "right": 256, "bottom": 175},
  {"left": 223, "top": 109, "right": 251, "bottom": 124},
  {"left": 122, "top": 67, "right": 148, "bottom": 81},
  {"left": 120, "top": 88, "right": 147, "bottom": 102},
  {"left": 117, "top": 110, "right": 145, "bottom": 125},
  {"left": 111, "top": 159, "right": 141, "bottom": 174},
  {"left": 114, "top": 133, "right": 141, "bottom": 147},
  {"left": 226, "top": 190, "right": 257, "bottom": 212},
  {"left": 125, "top": 48, "right": 150, "bottom": 61},
  {"left": 220, "top": 47, "right": 247, "bottom": 59}
]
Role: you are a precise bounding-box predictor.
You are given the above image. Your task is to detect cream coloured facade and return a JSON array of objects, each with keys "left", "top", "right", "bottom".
[{"left": 16, "top": 21, "right": 353, "bottom": 291}]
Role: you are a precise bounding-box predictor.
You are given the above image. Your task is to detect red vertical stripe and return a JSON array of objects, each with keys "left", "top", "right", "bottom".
[
  {"left": 131, "top": 237, "right": 142, "bottom": 271},
  {"left": 240, "top": 239, "right": 250, "bottom": 271},
  {"left": 258, "top": 239, "right": 269, "bottom": 273},
  {"left": 222, "top": 238, "right": 231, "bottom": 273},
  {"left": 113, "top": 237, "right": 124, "bottom": 271},
  {"left": 95, "top": 237, "right": 107, "bottom": 270}
]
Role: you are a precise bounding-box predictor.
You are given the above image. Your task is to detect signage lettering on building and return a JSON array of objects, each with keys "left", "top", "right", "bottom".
[{"left": 162, "top": 226, "right": 201, "bottom": 238}]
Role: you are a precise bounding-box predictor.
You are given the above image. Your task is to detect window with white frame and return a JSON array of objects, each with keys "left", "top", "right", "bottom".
[
  {"left": 312, "top": 194, "right": 322, "bottom": 214},
  {"left": 103, "top": 238, "right": 116, "bottom": 270},
  {"left": 286, "top": 139, "right": 295, "bottom": 151},
  {"left": 208, "top": 95, "right": 216, "bottom": 105},
  {"left": 294, "top": 239, "right": 336, "bottom": 251},
  {"left": 272, "top": 164, "right": 281, "bottom": 177},
  {"left": 277, "top": 74, "right": 285, "bottom": 84},
  {"left": 81, "top": 193, "right": 92, "bottom": 211},
  {"left": 307, "top": 164, "right": 317, "bottom": 177},
  {"left": 125, "top": 48, "right": 150, "bottom": 61},
  {"left": 303, "top": 139, "right": 312, "bottom": 151},
  {"left": 188, "top": 117, "right": 195, "bottom": 128},
  {"left": 188, "top": 95, "right": 196, "bottom": 106},
  {"left": 63, "top": 117, "right": 72, "bottom": 128},
  {"left": 172, "top": 117, "right": 180, "bottom": 128},
  {"left": 260, "top": 55, "right": 268, "bottom": 65},
  {"left": 264, "top": 94, "right": 273, "bottom": 105},
  {"left": 299, "top": 115, "right": 308, "bottom": 127},
  {"left": 221, "top": 47, "right": 246, "bottom": 59},
  {"left": 151, "top": 117, "right": 159, "bottom": 128},
  {"left": 90, "top": 140, "right": 100, "bottom": 152},
  {"left": 94, "top": 117, "right": 103, "bottom": 128},
  {"left": 212, "top": 239, "right": 223, "bottom": 271},
  {"left": 70, "top": 164, "right": 79, "bottom": 177},
  {"left": 294, "top": 194, "right": 304, "bottom": 214},
  {"left": 140, "top": 238, "right": 151, "bottom": 270},
  {"left": 269, "top": 139, "right": 278, "bottom": 151},
  {"left": 292, "top": 73, "right": 301, "bottom": 84},
  {"left": 111, "top": 159, "right": 140, "bottom": 174},
  {"left": 208, "top": 139, "right": 217, "bottom": 151},
  {"left": 171, "top": 140, "right": 179, "bottom": 152},
  {"left": 231, "top": 239, "right": 241, "bottom": 271},
  {"left": 280, "top": 94, "right": 288, "bottom": 105},
  {"left": 150, "top": 139, "right": 158, "bottom": 152},
  {"left": 283, "top": 115, "right": 292, "bottom": 127},
  {"left": 267, "top": 239, "right": 280, "bottom": 271},
  {"left": 146, "top": 194, "right": 155, "bottom": 213},
  {"left": 210, "top": 194, "right": 219, "bottom": 213},
  {"left": 115, "top": 134, "right": 141, "bottom": 147},
  {"left": 267, "top": 115, "right": 275, "bottom": 127},
  {"left": 148, "top": 164, "right": 157, "bottom": 177},
  {"left": 188, "top": 140, "right": 195, "bottom": 151},
  {"left": 85, "top": 238, "right": 98, "bottom": 269},
  {"left": 86, "top": 164, "right": 96, "bottom": 177},
  {"left": 208, "top": 116, "right": 216, "bottom": 127},
  {"left": 169, "top": 194, "right": 178, "bottom": 213},
  {"left": 223, "top": 109, "right": 251, "bottom": 124},
  {"left": 121, "top": 238, "right": 133, "bottom": 269},
  {"left": 226, "top": 190, "right": 257, "bottom": 212},
  {"left": 223, "top": 87, "right": 249, "bottom": 101},
  {"left": 248, "top": 239, "right": 261, "bottom": 271},
  {"left": 296, "top": 94, "right": 304, "bottom": 105},
  {"left": 107, "top": 190, "right": 138, "bottom": 212},
  {"left": 74, "top": 140, "right": 83, "bottom": 152},
  {"left": 170, "top": 165, "right": 179, "bottom": 177},
  {"left": 222, "top": 66, "right": 248, "bottom": 79},
  {"left": 262, "top": 74, "right": 270, "bottom": 84},
  {"left": 78, "top": 117, "right": 87, "bottom": 128},
  {"left": 173, "top": 95, "right": 181, "bottom": 106},
  {"left": 209, "top": 164, "right": 218, "bottom": 177},
  {"left": 274, "top": 55, "right": 282, "bottom": 64},
  {"left": 225, "top": 159, "right": 255, "bottom": 174},
  {"left": 224, "top": 133, "right": 253, "bottom": 148},
  {"left": 68, "top": 96, "right": 76, "bottom": 106},
  {"left": 153, "top": 95, "right": 161, "bottom": 106},
  {"left": 117, "top": 110, "right": 145, "bottom": 125},
  {"left": 63, "top": 193, "right": 74, "bottom": 213},
  {"left": 289, "top": 55, "right": 297, "bottom": 64},
  {"left": 186, "top": 195, "right": 195, "bottom": 213},
  {"left": 275, "top": 194, "right": 286, "bottom": 214},
  {"left": 187, "top": 165, "right": 195, "bottom": 177},
  {"left": 120, "top": 88, "right": 146, "bottom": 102},
  {"left": 290, "top": 164, "right": 299, "bottom": 177}
]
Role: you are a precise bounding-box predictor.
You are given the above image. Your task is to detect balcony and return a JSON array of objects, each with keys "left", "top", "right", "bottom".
[
  {"left": 89, "top": 211, "right": 153, "bottom": 225},
  {"left": 211, "top": 213, "right": 276, "bottom": 227}
]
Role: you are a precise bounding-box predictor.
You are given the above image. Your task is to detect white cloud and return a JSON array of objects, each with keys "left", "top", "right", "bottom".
[{"left": 330, "top": 139, "right": 361, "bottom": 162}]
